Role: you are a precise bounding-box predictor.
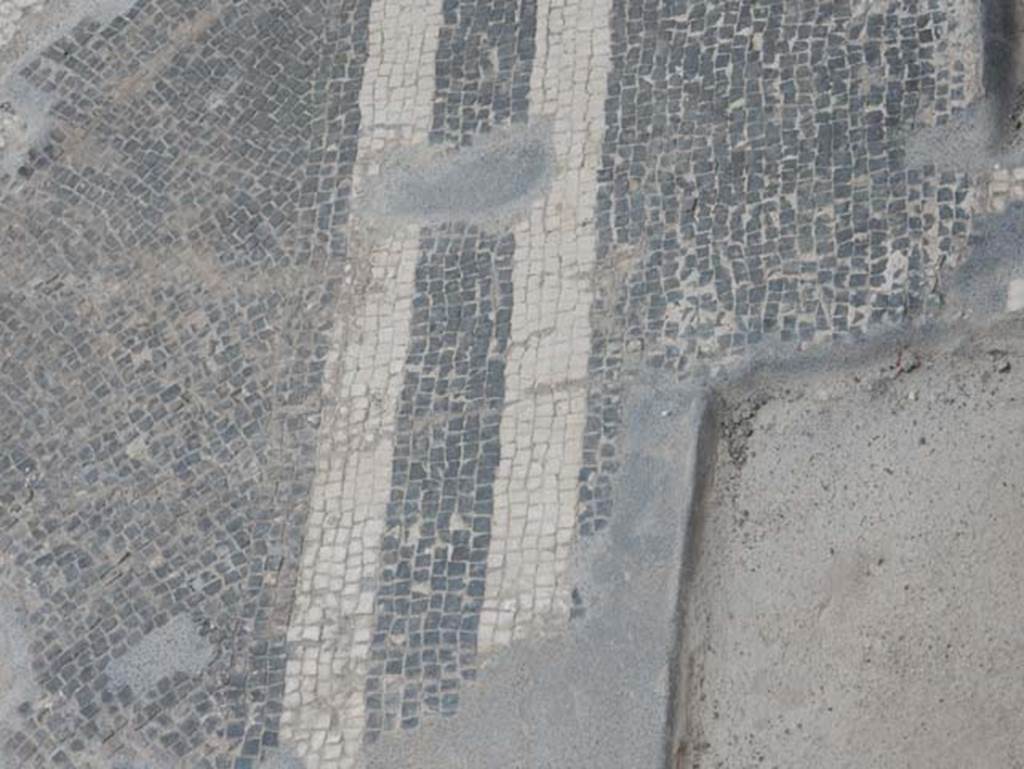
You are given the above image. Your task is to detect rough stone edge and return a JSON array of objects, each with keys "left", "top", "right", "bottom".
[{"left": 665, "top": 390, "right": 718, "bottom": 769}]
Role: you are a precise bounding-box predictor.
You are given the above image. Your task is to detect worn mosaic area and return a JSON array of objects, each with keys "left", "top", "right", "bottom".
[
  {"left": 1, "top": 0, "right": 370, "bottom": 766},
  {"left": 0, "top": 0, "right": 988, "bottom": 767},
  {"left": 0, "top": 0, "right": 46, "bottom": 51}
]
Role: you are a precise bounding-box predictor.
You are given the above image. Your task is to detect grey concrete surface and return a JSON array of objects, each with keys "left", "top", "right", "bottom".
[
  {"left": 678, "top": 314, "right": 1024, "bottom": 769},
  {"left": 0, "top": 598, "right": 36, "bottom": 769},
  {"left": 0, "top": 76, "right": 54, "bottom": 176},
  {"left": 364, "top": 379, "right": 713, "bottom": 769},
  {"left": 903, "top": 99, "right": 1015, "bottom": 174},
  {"left": 949, "top": 201, "right": 1024, "bottom": 316}
]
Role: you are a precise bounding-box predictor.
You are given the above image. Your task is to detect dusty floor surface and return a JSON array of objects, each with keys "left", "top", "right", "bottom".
[
  {"left": 0, "top": 0, "right": 1018, "bottom": 765},
  {"left": 680, "top": 315, "right": 1024, "bottom": 769}
]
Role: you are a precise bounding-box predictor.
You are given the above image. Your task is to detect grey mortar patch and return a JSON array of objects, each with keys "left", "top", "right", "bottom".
[
  {"left": 105, "top": 613, "right": 214, "bottom": 697},
  {"left": 945, "top": 200, "right": 1024, "bottom": 316},
  {"left": 360, "top": 122, "right": 552, "bottom": 228},
  {"left": 363, "top": 378, "right": 712, "bottom": 769},
  {"left": 0, "top": 599, "right": 36, "bottom": 715},
  {"left": 0, "top": 599, "right": 37, "bottom": 769},
  {"left": 0, "top": 76, "right": 54, "bottom": 180}
]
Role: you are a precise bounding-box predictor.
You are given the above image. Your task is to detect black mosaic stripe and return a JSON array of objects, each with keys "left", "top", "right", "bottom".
[
  {"left": 429, "top": 0, "right": 537, "bottom": 144},
  {"left": 365, "top": 0, "right": 537, "bottom": 739},
  {"left": 577, "top": 0, "right": 974, "bottom": 536},
  {"left": 366, "top": 228, "right": 514, "bottom": 736},
  {"left": 0, "top": 1, "right": 372, "bottom": 767}
]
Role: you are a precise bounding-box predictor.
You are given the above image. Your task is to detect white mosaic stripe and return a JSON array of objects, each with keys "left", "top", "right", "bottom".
[
  {"left": 279, "top": 2, "right": 441, "bottom": 766},
  {"left": 479, "top": 0, "right": 612, "bottom": 651}
]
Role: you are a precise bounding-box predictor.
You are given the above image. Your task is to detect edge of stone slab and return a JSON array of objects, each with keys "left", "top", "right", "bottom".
[
  {"left": 664, "top": 388, "right": 718, "bottom": 769},
  {"left": 981, "top": 0, "right": 1022, "bottom": 146},
  {"left": 575, "top": 377, "right": 719, "bottom": 769}
]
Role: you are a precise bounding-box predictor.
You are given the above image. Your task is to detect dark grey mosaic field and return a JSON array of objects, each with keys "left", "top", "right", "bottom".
[{"left": 1, "top": 0, "right": 370, "bottom": 766}]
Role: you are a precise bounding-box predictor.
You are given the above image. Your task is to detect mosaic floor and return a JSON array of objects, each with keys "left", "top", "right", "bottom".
[{"left": 0, "top": 0, "right": 998, "bottom": 766}]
